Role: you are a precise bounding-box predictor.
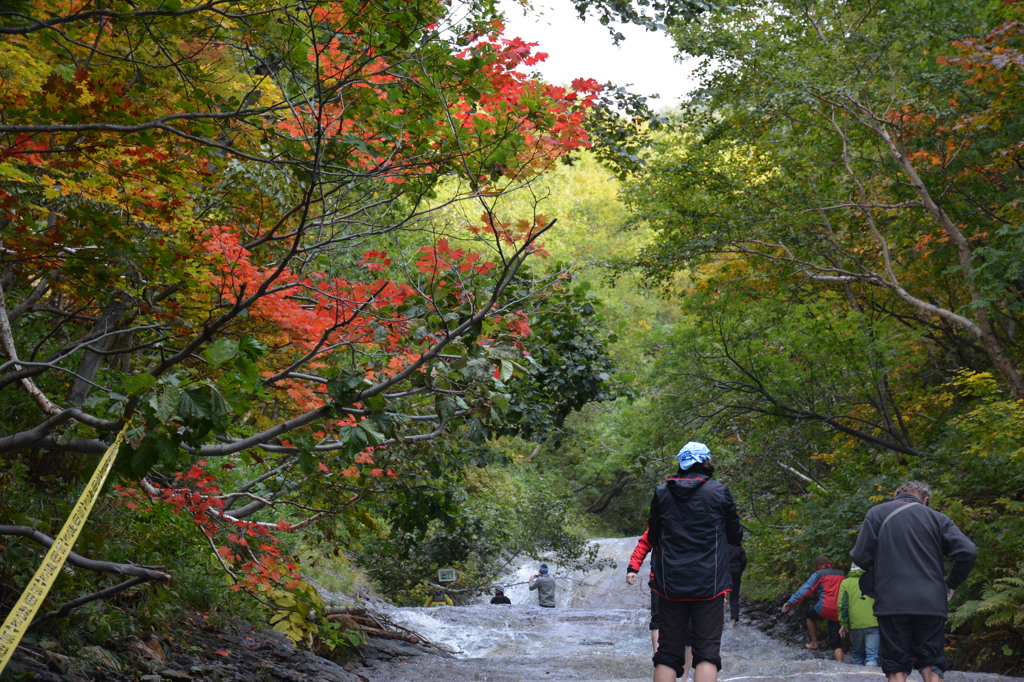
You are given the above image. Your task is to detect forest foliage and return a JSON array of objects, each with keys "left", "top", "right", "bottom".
[
  {"left": 2, "top": 0, "right": 1024, "bottom": 676},
  {"left": 0, "top": 0, "right": 619, "bottom": 653},
  {"left": 590, "top": 0, "right": 1024, "bottom": 672}
]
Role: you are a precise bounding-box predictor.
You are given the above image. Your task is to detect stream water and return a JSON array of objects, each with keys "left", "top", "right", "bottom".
[{"left": 357, "top": 538, "right": 1024, "bottom": 682}]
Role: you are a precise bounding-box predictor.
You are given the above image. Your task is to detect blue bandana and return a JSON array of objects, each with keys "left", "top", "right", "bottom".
[{"left": 675, "top": 441, "right": 711, "bottom": 469}]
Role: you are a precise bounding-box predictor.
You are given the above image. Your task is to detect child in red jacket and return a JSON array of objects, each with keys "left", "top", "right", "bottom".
[{"left": 781, "top": 555, "right": 846, "bottom": 662}]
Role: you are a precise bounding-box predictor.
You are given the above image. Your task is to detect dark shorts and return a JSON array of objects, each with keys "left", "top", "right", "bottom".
[
  {"left": 808, "top": 606, "right": 842, "bottom": 650},
  {"left": 650, "top": 592, "right": 692, "bottom": 642},
  {"left": 877, "top": 614, "right": 947, "bottom": 676},
  {"left": 652, "top": 595, "right": 724, "bottom": 675}
]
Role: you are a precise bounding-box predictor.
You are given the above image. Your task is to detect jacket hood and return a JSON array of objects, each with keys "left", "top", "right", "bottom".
[
  {"left": 664, "top": 473, "right": 709, "bottom": 499},
  {"left": 847, "top": 568, "right": 864, "bottom": 578}
]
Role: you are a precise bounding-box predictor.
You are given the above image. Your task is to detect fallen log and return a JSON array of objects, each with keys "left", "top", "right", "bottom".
[{"left": 324, "top": 614, "right": 424, "bottom": 644}]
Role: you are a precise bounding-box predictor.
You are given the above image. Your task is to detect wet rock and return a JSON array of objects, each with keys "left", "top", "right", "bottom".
[
  {"left": 41, "top": 650, "right": 73, "bottom": 674},
  {"left": 80, "top": 645, "right": 122, "bottom": 672},
  {"left": 122, "top": 635, "right": 165, "bottom": 662},
  {"left": 362, "top": 635, "right": 445, "bottom": 662},
  {"left": 159, "top": 624, "right": 363, "bottom": 682},
  {"left": 352, "top": 539, "right": 1024, "bottom": 682},
  {"left": 5, "top": 645, "right": 134, "bottom": 681},
  {"left": 742, "top": 595, "right": 813, "bottom": 645},
  {"left": 5, "top": 619, "right": 369, "bottom": 681}
]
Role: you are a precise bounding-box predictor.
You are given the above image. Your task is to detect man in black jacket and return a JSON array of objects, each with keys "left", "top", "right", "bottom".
[
  {"left": 489, "top": 587, "right": 511, "bottom": 604},
  {"left": 850, "top": 481, "right": 977, "bottom": 682},
  {"left": 649, "top": 441, "right": 743, "bottom": 682}
]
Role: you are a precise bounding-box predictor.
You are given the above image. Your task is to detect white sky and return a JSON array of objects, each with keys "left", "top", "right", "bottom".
[{"left": 497, "top": 0, "right": 700, "bottom": 108}]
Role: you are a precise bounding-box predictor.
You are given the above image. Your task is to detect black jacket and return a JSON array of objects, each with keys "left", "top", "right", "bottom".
[
  {"left": 850, "top": 493, "right": 977, "bottom": 617},
  {"left": 648, "top": 472, "right": 743, "bottom": 601}
]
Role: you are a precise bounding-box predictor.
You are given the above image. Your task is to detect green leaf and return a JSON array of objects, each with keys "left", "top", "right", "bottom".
[
  {"left": 178, "top": 385, "right": 231, "bottom": 421},
  {"left": 234, "top": 357, "right": 261, "bottom": 391},
  {"left": 499, "top": 358, "right": 514, "bottom": 381},
  {"left": 0, "top": 162, "right": 35, "bottom": 184},
  {"left": 363, "top": 393, "right": 386, "bottom": 412},
  {"left": 238, "top": 336, "right": 266, "bottom": 360},
  {"left": 123, "top": 373, "right": 157, "bottom": 396},
  {"left": 358, "top": 419, "right": 385, "bottom": 445},
  {"left": 148, "top": 384, "right": 181, "bottom": 422},
  {"left": 124, "top": 436, "right": 180, "bottom": 477},
  {"left": 205, "top": 386, "right": 232, "bottom": 417},
  {"left": 490, "top": 393, "right": 510, "bottom": 414},
  {"left": 297, "top": 450, "right": 317, "bottom": 475},
  {"left": 328, "top": 369, "right": 370, "bottom": 405},
  {"left": 341, "top": 425, "right": 368, "bottom": 456},
  {"left": 205, "top": 338, "right": 239, "bottom": 368},
  {"left": 177, "top": 390, "right": 207, "bottom": 420}
]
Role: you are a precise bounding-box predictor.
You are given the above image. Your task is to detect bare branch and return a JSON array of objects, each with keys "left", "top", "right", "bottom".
[
  {"left": 0, "top": 1, "right": 294, "bottom": 36},
  {"left": 0, "top": 525, "right": 170, "bottom": 581},
  {"left": 0, "top": 279, "right": 60, "bottom": 415},
  {"left": 31, "top": 577, "right": 153, "bottom": 626}
]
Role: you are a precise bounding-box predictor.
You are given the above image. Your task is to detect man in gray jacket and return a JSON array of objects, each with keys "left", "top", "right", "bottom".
[
  {"left": 529, "top": 563, "right": 556, "bottom": 607},
  {"left": 850, "top": 481, "right": 977, "bottom": 682}
]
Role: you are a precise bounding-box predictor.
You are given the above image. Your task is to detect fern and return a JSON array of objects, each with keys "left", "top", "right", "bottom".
[
  {"left": 949, "top": 598, "right": 985, "bottom": 630},
  {"left": 952, "top": 571, "right": 1024, "bottom": 630}
]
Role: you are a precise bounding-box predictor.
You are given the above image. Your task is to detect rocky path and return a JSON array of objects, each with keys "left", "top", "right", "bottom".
[
  {"left": 356, "top": 601, "right": 1021, "bottom": 682},
  {"left": 354, "top": 537, "right": 1024, "bottom": 682}
]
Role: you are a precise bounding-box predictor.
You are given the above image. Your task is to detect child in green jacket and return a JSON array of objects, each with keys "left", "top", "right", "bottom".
[{"left": 838, "top": 564, "right": 879, "bottom": 666}]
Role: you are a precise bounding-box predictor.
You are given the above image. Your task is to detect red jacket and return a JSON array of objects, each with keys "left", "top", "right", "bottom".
[
  {"left": 784, "top": 566, "right": 846, "bottom": 621},
  {"left": 628, "top": 528, "right": 653, "bottom": 576}
]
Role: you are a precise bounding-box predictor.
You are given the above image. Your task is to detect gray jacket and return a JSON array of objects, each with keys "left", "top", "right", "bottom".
[
  {"left": 850, "top": 494, "right": 977, "bottom": 617},
  {"left": 529, "top": 573, "right": 556, "bottom": 607}
]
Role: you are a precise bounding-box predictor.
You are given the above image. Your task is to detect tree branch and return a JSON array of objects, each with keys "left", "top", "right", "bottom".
[
  {"left": 31, "top": 577, "right": 153, "bottom": 626},
  {"left": 0, "top": 525, "right": 170, "bottom": 581}
]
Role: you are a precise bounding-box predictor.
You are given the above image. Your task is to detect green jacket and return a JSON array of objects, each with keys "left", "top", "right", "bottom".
[{"left": 838, "top": 569, "right": 878, "bottom": 630}]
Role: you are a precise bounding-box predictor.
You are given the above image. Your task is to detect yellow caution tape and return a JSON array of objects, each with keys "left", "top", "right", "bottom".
[{"left": 0, "top": 422, "right": 130, "bottom": 672}]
